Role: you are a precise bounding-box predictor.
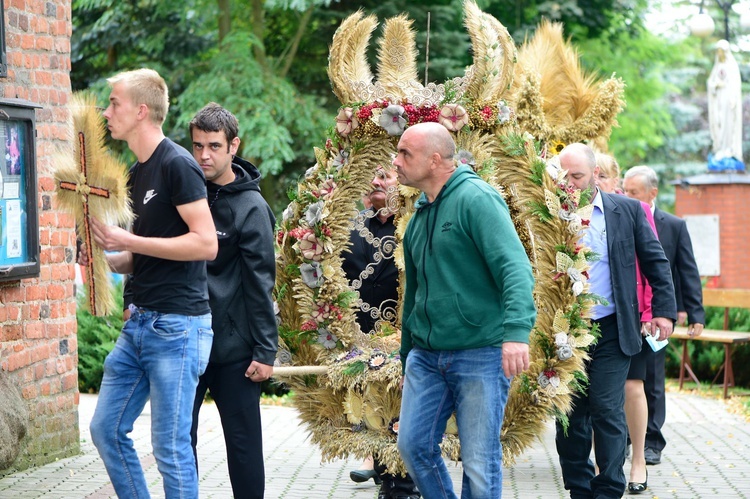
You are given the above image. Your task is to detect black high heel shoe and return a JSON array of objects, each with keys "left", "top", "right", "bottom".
[
  {"left": 627, "top": 470, "right": 648, "bottom": 494},
  {"left": 349, "top": 468, "right": 382, "bottom": 484}
]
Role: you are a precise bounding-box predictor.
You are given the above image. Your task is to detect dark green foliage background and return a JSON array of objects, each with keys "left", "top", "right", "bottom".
[{"left": 76, "top": 282, "right": 124, "bottom": 393}]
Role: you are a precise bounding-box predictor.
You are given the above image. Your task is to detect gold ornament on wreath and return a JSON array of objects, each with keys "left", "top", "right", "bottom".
[{"left": 274, "top": 0, "right": 622, "bottom": 472}]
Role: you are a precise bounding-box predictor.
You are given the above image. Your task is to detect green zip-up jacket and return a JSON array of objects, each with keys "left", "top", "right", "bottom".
[{"left": 400, "top": 165, "right": 537, "bottom": 368}]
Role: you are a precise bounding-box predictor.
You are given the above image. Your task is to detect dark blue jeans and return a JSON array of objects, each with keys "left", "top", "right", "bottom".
[
  {"left": 398, "top": 346, "right": 511, "bottom": 499},
  {"left": 91, "top": 309, "right": 213, "bottom": 498}
]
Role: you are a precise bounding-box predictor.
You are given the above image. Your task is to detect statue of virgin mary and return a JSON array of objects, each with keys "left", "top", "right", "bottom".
[{"left": 707, "top": 40, "right": 745, "bottom": 171}]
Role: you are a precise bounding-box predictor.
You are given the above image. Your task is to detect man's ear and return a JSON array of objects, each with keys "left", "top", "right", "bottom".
[
  {"left": 229, "top": 136, "right": 241, "bottom": 156},
  {"left": 137, "top": 104, "right": 149, "bottom": 121}
]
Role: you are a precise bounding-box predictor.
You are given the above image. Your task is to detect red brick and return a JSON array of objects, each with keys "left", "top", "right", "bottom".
[
  {"left": 25, "top": 322, "right": 45, "bottom": 339},
  {"left": 34, "top": 363, "right": 46, "bottom": 380},
  {"left": 9, "top": 349, "right": 31, "bottom": 371},
  {"left": 61, "top": 372, "right": 77, "bottom": 391},
  {"left": 22, "top": 385, "right": 39, "bottom": 399}
]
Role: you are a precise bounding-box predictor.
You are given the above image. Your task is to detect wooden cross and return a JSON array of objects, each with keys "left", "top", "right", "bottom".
[
  {"left": 53, "top": 93, "right": 132, "bottom": 316},
  {"left": 58, "top": 132, "right": 113, "bottom": 315}
]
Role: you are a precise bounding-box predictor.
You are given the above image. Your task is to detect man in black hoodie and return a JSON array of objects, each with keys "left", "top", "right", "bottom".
[{"left": 188, "top": 103, "right": 278, "bottom": 499}]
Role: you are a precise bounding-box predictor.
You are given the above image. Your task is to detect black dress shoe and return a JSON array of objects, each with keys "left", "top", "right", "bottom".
[
  {"left": 644, "top": 447, "right": 661, "bottom": 465},
  {"left": 350, "top": 468, "right": 382, "bottom": 484},
  {"left": 627, "top": 470, "right": 648, "bottom": 494}
]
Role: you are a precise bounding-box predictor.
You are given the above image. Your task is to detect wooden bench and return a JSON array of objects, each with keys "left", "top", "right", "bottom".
[{"left": 671, "top": 288, "right": 750, "bottom": 399}]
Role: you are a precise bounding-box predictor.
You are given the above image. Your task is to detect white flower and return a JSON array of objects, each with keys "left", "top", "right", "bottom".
[
  {"left": 572, "top": 281, "right": 584, "bottom": 296},
  {"left": 379, "top": 105, "right": 407, "bottom": 136},
  {"left": 567, "top": 216, "right": 583, "bottom": 234},
  {"left": 317, "top": 328, "right": 338, "bottom": 349},
  {"left": 497, "top": 103, "right": 512, "bottom": 124},
  {"left": 557, "top": 344, "right": 574, "bottom": 360},
  {"left": 554, "top": 332, "right": 569, "bottom": 347},
  {"left": 332, "top": 150, "right": 349, "bottom": 171},
  {"left": 546, "top": 156, "right": 562, "bottom": 180},
  {"left": 300, "top": 262, "right": 325, "bottom": 288},
  {"left": 567, "top": 268, "right": 584, "bottom": 282},
  {"left": 305, "top": 201, "right": 325, "bottom": 226},
  {"left": 282, "top": 204, "right": 296, "bottom": 222}
]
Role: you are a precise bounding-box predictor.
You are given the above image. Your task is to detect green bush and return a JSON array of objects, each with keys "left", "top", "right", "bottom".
[
  {"left": 665, "top": 305, "right": 750, "bottom": 388},
  {"left": 77, "top": 283, "right": 124, "bottom": 393}
]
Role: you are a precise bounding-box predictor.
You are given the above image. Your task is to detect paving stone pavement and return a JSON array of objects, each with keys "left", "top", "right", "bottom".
[{"left": 1, "top": 390, "right": 749, "bottom": 498}]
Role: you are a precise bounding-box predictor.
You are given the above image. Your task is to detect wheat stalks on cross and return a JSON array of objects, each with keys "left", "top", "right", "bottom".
[{"left": 54, "top": 92, "right": 132, "bottom": 316}]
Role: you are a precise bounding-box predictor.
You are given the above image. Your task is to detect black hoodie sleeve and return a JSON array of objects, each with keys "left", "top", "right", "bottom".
[{"left": 238, "top": 192, "right": 279, "bottom": 365}]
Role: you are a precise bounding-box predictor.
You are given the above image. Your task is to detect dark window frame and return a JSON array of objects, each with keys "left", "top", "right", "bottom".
[{"left": 0, "top": 98, "right": 42, "bottom": 282}]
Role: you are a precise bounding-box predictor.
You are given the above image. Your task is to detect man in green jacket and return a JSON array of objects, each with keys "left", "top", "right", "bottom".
[{"left": 394, "top": 122, "right": 537, "bottom": 498}]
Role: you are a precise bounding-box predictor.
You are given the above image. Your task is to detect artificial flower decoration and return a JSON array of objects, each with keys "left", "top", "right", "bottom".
[
  {"left": 497, "top": 103, "right": 512, "bottom": 124},
  {"left": 545, "top": 155, "right": 563, "bottom": 181},
  {"left": 389, "top": 417, "right": 400, "bottom": 436},
  {"left": 300, "top": 319, "right": 318, "bottom": 332},
  {"left": 298, "top": 232, "right": 325, "bottom": 261},
  {"left": 274, "top": 348, "right": 293, "bottom": 366},
  {"left": 300, "top": 262, "right": 325, "bottom": 288},
  {"left": 335, "top": 107, "right": 359, "bottom": 137},
  {"left": 332, "top": 149, "right": 349, "bottom": 171},
  {"left": 547, "top": 140, "right": 566, "bottom": 157},
  {"left": 305, "top": 201, "right": 325, "bottom": 226},
  {"left": 456, "top": 149, "right": 476, "bottom": 168},
  {"left": 379, "top": 105, "right": 407, "bottom": 136},
  {"left": 311, "top": 301, "right": 332, "bottom": 323},
  {"left": 439, "top": 104, "right": 469, "bottom": 132},
  {"left": 318, "top": 177, "right": 337, "bottom": 198},
  {"left": 557, "top": 343, "right": 574, "bottom": 361},
  {"left": 537, "top": 369, "right": 561, "bottom": 394},
  {"left": 363, "top": 404, "right": 385, "bottom": 431},
  {"left": 368, "top": 352, "right": 388, "bottom": 370},
  {"left": 282, "top": 203, "right": 296, "bottom": 222},
  {"left": 344, "top": 389, "right": 364, "bottom": 425},
  {"left": 317, "top": 328, "right": 338, "bottom": 349},
  {"left": 335, "top": 347, "right": 363, "bottom": 363},
  {"left": 556, "top": 252, "right": 590, "bottom": 297}
]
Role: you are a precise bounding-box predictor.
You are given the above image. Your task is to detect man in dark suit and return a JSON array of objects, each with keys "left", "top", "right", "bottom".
[
  {"left": 556, "top": 144, "right": 677, "bottom": 498},
  {"left": 623, "top": 165, "right": 705, "bottom": 465}
]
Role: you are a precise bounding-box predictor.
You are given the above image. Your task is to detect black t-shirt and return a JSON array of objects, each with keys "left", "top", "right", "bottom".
[{"left": 127, "top": 138, "right": 210, "bottom": 315}]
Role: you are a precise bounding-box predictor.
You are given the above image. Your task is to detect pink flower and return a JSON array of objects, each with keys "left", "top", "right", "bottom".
[
  {"left": 298, "top": 232, "right": 325, "bottom": 261},
  {"left": 311, "top": 302, "right": 332, "bottom": 323},
  {"left": 318, "top": 178, "right": 337, "bottom": 198},
  {"left": 335, "top": 107, "right": 359, "bottom": 137},
  {"left": 438, "top": 104, "right": 469, "bottom": 132}
]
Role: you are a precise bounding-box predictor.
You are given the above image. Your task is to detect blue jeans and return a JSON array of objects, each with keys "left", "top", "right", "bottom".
[
  {"left": 398, "top": 346, "right": 511, "bottom": 499},
  {"left": 90, "top": 309, "right": 213, "bottom": 499}
]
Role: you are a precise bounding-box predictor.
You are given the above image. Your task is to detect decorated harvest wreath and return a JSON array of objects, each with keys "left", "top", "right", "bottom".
[{"left": 274, "top": 1, "right": 625, "bottom": 472}]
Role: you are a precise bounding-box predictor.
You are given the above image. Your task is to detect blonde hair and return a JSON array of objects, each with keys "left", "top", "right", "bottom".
[
  {"left": 595, "top": 153, "right": 620, "bottom": 179},
  {"left": 107, "top": 68, "right": 169, "bottom": 125}
]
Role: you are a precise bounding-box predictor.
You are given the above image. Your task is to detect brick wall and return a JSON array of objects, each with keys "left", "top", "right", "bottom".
[
  {"left": 0, "top": 0, "right": 78, "bottom": 472},
  {"left": 675, "top": 182, "right": 750, "bottom": 289}
]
